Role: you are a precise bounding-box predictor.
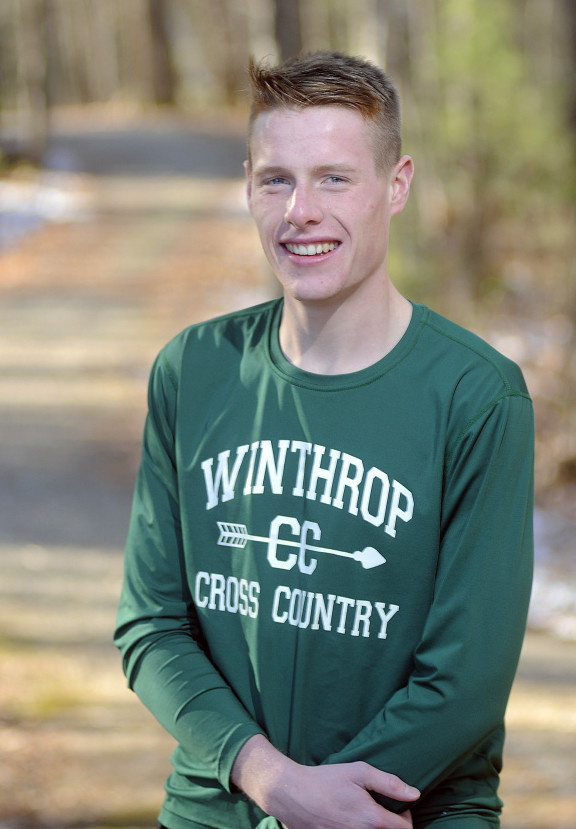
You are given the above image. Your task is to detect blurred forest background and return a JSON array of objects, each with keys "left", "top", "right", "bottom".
[
  {"left": 1, "top": 2, "right": 576, "bottom": 828},
  {"left": 1, "top": 0, "right": 575, "bottom": 500}
]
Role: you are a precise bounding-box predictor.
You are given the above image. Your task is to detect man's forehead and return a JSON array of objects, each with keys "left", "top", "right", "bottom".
[
  {"left": 249, "top": 105, "right": 375, "bottom": 162},
  {"left": 251, "top": 104, "right": 368, "bottom": 132}
]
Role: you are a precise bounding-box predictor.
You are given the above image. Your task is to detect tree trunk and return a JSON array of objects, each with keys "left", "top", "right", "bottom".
[
  {"left": 564, "top": 0, "right": 576, "bottom": 131},
  {"left": 147, "top": 0, "right": 177, "bottom": 105},
  {"left": 14, "top": 0, "right": 50, "bottom": 162},
  {"left": 274, "top": 0, "right": 303, "bottom": 61}
]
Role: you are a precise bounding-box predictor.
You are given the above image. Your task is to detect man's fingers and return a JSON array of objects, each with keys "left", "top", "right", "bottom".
[{"left": 359, "top": 763, "right": 420, "bottom": 802}]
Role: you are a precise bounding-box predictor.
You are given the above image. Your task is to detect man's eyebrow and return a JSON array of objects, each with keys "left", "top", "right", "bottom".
[
  {"left": 253, "top": 163, "right": 357, "bottom": 177},
  {"left": 313, "top": 163, "right": 357, "bottom": 174},
  {"left": 252, "top": 165, "right": 289, "bottom": 177}
]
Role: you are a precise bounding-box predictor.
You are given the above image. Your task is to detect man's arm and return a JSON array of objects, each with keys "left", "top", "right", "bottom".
[
  {"left": 231, "top": 734, "right": 420, "bottom": 829},
  {"left": 114, "top": 351, "right": 266, "bottom": 788},
  {"left": 323, "top": 393, "right": 534, "bottom": 812}
]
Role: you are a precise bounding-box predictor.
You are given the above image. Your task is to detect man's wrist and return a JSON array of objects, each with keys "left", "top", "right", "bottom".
[{"left": 231, "top": 734, "right": 296, "bottom": 814}]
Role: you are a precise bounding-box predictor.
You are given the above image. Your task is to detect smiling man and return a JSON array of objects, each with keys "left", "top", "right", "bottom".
[
  {"left": 246, "top": 103, "right": 413, "bottom": 374},
  {"left": 115, "top": 53, "right": 534, "bottom": 829}
]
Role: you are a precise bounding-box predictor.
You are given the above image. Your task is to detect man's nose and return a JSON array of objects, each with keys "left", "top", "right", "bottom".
[{"left": 284, "top": 184, "right": 323, "bottom": 227}]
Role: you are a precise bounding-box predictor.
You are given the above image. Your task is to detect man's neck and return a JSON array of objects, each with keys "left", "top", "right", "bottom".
[{"left": 278, "top": 284, "right": 413, "bottom": 375}]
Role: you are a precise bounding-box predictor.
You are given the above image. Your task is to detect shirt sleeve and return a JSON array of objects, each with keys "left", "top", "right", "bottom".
[
  {"left": 322, "top": 391, "right": 534, "bottom": 813},
  {"left": 113, "top": 350, "right": 265, "bottom": 792}
]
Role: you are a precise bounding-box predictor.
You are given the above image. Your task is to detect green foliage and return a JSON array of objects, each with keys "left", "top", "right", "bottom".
[{"left": 398, "top": 0, "right": 575, "bottom": 306}]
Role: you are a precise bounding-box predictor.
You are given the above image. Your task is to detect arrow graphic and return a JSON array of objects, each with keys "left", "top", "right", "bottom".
[{"left": 216, "top": 521, "right": 386, "bottom": 569}]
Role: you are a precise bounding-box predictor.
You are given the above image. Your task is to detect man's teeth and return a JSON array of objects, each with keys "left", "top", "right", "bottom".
[{"left": 285, "top": 242, "right": 338, "bottom": 256}]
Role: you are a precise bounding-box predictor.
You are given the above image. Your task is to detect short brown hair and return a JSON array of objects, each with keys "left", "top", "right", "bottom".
[{"left": 247, "top": 51, "right": 402, "bottom": 171}]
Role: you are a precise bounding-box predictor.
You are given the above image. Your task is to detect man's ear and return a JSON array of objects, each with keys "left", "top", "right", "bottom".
[{"left": 390, "top": 155, "right": 414, "bottom": 216}]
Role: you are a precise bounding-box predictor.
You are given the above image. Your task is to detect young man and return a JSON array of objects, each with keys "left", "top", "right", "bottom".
[{"left": 115, "top": 52, "right": 534, "bottom": 829}]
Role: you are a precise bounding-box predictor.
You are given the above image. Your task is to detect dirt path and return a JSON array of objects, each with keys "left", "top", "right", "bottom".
[{"left": 0, "top": 118, "right": 574, "bottom": 829}]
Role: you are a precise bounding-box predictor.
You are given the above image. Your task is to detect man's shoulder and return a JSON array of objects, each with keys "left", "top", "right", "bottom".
[
  {"left": 161, "top": 298, "right": 279, "bottom": 363},
  {"left": 148, "top": 299, "right": 280, "bottom": 395},
  {"left": 416, "top": 304, "right": 529, "bottom": 397}
]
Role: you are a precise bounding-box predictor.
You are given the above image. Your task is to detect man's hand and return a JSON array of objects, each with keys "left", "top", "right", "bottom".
[{"left": 231, "top": 735, "right": 419, "bottom": 829}]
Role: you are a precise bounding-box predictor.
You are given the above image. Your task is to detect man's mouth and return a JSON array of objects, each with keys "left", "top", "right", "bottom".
[{"left": 284, "top": 242, "right": 339, "bottom": 256}]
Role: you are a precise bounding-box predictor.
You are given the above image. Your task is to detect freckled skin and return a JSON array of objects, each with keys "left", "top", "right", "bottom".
[{"left": 245, "top": 106, "right": 411, "bottom": 311}]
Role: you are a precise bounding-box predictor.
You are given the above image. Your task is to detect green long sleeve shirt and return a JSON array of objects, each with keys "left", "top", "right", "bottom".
[{"left": 115, "top": 300, "right": 534, "bottom": 829}]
